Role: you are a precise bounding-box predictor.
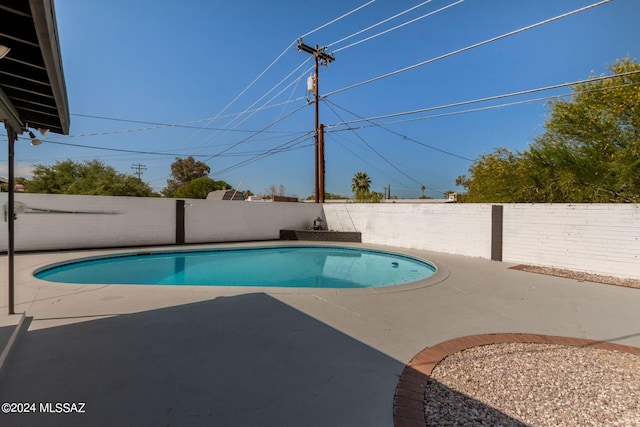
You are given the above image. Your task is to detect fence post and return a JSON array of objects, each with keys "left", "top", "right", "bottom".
[
  {"left": 491, "top": 205, "right": 503, "bottom": 261},
  {"left": 176, "top": 200, "right": 185, "bottom": 244}
]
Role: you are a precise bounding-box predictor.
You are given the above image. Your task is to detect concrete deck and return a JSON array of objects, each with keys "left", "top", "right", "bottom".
[{"left": 0, "top": 241, "right": 638, "bottom": 426}]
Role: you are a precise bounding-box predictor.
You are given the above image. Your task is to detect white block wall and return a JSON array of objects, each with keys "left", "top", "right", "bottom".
[
  {"left": 0, "top": 194, "right": 322, "bottom": 251},
  {"left": 184, "top": 200, "right": 322, "bottom": 243},
  {"left": 0, "top": 193, "right": 176, "bottom": 251},
  {"left": 322, "top": 203, "right": 493, "bottom": 258},
  {"left": 503, "top": 204, "right": 640, "bottom": 279},
  {"left": 1, "top": 194, "right": 638, "bottom": 279}
]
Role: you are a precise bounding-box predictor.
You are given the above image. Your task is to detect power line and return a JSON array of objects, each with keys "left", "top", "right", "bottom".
[
  {"left": 184, "top": 0, "right": 377, "bottom": 149},
  {"left": 328, "top": 130, "right": 417, "bottom": 192},
  {"left": 212, "top": 41, "right": 298, "bottom": 123},
  {"left": 325, "top": 100, "right": 473, "bottom": 162},
  {"left": 62, "top": 98, "right": 307, "bottom": 140},
  {"left": 353, "top": 81, "right": 640, "bottom": 128},
  {"left": 324, "top": 99, "right": 474, "bottom": 161},
  {"left": 200, "top": 103, "right": 311, "bottom": 163},
  {"left": 69, "top": 113, "right": 302, "bottom": 136},
  {"left": 327, "top": 70, "right": 640, "bottom": 128},
  {"left": 211, "top": 133, "right": 315, "bottom": 176},
  {"left": 199, "top": 62, "right": 313, "bottom": 145},
  {"left": 7, "top": 129, "right": 311, "bottom": 158},
  {"left": 333, "top": 0, "right": 464, "bottom": 53},
  {"left": 322, "top": 98, "right": 426, "bottom": 189},
  {"left": 325, "top": 0, "right": 613, "bottom": 98},
  {"left": 300, "top": 0, "right": 377, "bottom": 38},
  {"left": 327, "top": 0, "right": 435, "bottom": 48},
  {"left": 183, "top": 0, "right": 376, "bottom": 151}
]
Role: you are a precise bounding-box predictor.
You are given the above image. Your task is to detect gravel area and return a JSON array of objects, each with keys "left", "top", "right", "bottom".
[
  {"left": 425, "top": 342, "right": 640, "bottom": 426},
  {"left": 512, "top": 265, "right": 640, "bottom": 290}
]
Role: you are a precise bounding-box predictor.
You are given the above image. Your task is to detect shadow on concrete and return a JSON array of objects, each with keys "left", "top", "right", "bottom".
[
  {"left": 0, "top": 325, "right": 15, "bottom": 354},
  {"left": 0, "top": 293, "right": 403, "bottom": 426},
  {"left": 1, "top": 293, "right": 536, "bottom": 427}
]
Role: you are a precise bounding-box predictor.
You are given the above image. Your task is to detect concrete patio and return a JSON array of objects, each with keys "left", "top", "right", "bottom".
[{"left": 0, "top": 241, "right": 638, "bottom": 426}]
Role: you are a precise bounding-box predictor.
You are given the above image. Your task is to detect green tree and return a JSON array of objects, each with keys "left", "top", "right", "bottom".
[
  {"left": 351, "top": 171, "right": 372, "bottom": 201},
  {"left": 162, "top": 156, "right": 211, "bottom": 197},
  {"left": 461, "top": 57, "right": 640, "bottom": 203},
  {"left": 462, "top": 148, "right": 534, "bottom": 202},
  {"left": 25, "top": 159, "right": 156, "bottom": 197},
  {"left": 173, "top": 177, "right": 231, "bottom": 199}
]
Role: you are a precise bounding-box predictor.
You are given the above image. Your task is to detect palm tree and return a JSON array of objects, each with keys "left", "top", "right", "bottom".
[{"left": 351, "top": 171, "right": 371, "bottom": 200}]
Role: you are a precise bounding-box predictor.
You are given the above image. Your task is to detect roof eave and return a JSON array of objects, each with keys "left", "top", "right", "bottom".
[{"left": 27, "top": 0, "right": 70, "bottom": 135}]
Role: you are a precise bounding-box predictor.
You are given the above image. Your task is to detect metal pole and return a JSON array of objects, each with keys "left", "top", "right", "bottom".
[
  {"left": 6, "top": 125, "right": 16, "bottom": 315},
  {"left": 314, "top": 48, "right": 320, "bottom": 204}
]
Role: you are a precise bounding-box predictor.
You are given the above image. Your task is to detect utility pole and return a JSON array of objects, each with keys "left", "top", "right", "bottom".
[
  {"left": 131, "top": 163, "right": 147, "bottom": 181},
  {"left": 297, "top": 38, "right": 334, "bottom": 203}
]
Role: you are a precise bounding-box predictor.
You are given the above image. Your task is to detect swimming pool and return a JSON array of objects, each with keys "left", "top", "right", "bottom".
[{"left": 34, "top": 245, "right": 436, "bottom": 288}]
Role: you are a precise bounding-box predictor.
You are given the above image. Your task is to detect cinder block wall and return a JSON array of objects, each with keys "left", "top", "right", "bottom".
[
  {"left": 0, "top": 194, "right": 175, "bottom": 251},
  {"left": 1, "top": 194, "right": 638, "bottom": 279},
  {"left": 184, "top": 200, "right": 322, "bottom": 243},
  {"left": 323, "top": 203, "right": 640, "bottom": 279},
  {"left": 0, "top": 194, "right": 322, "bottom": 251},
  {"left": 322, "top": 203, "right": 493, "bottom": 258},
  {"left": 502, "top": 204, "right": 640, "bottom": 279}
]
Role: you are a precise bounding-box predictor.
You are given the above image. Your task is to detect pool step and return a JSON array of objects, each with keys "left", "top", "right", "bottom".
[{"left": 280, "top": 229, "right": 362, "bottom": 242}]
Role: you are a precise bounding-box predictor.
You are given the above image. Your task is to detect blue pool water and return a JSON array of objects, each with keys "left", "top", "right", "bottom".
[{"left": 34, "top": 246, "right": 436, "bottom": 288}]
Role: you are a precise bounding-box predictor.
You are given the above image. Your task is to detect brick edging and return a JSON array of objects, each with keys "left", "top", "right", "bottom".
[{"left": 393, "top": 333, "right": 640, "bottom": 427}]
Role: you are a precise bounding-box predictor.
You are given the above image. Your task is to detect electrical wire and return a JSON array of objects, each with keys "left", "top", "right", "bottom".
[
  {"left": 185, "top": 0, "right": 378, "bottom": 150},
  {"left": 300, "top": 0, "right": 377, "bottom": 38},
  {"left": 322, "top": 98, "right": 426, "bottom": 189},
  {"left": 213, "top": 41, "right": 297, "bottom": 121},
  {"left": 328, "top": 130, "right": 417, "bottom": 192},
  {"left": 353, "top": 81, "right": 640, "bottom": 128},
  {"left": 64, "top": 99, "right": 307, "bottom": 139},
  {"left": 211, "top": 133, "right": 315, "bottom": 176},
  {"left": 19, "top": 76, "right": 634, "bottom": 182},
  {"left": 203, "top": 62, "right": 313, "bottom": 142},
  {"left": 325, "top": 0, "right": 613, "bottom": 97},
  {"left": 325, "top": 98, "right": 474, "bottom": 162},
  {"left": 333, "top": 0, "right": 464, "bottom": 53},
  {"left": 327, "top": 70, "right": 640, "bottom": 128},
  {"left": 7, "top": 128, "right": 311, "bottom": 158},
  {"left": 327, "top": 0, "right": 434, "bottom": 48},
  {"left": 200, "top": 102, "right": 311, "bottom": 163}
]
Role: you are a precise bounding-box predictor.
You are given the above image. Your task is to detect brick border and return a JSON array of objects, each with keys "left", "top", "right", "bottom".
[{"left": 393, "top": 333, "right": 640, "bottom": 427}]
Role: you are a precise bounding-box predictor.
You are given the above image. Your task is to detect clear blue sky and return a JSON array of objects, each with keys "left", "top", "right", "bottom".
[{"left": 3, "top": 0, "right": 640, "bottom": 198}]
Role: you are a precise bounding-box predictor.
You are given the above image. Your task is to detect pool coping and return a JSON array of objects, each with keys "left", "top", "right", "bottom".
[{"left": 393, "top": 333, "right": 640, "bottom": 427}]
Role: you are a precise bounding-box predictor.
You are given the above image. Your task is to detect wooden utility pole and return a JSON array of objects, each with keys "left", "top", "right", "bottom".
[
  {"left": 131, "top": 163, "right": 147, "bottom": 181},
  {"left": 319, "top": 124, "right": 325, "bottom": 201},
  {"left": 297, "top": 38, "right": 334, "bottom": 203}
]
